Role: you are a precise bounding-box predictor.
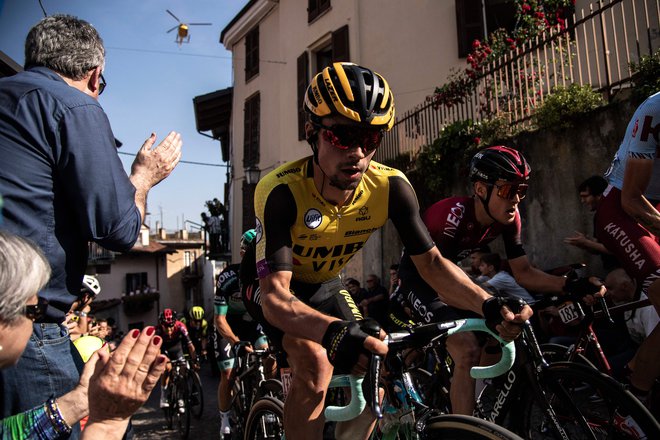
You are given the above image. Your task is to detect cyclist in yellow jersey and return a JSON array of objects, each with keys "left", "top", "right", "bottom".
[{"left": 248, "top": 62, "right": 533, "bottom": 440}]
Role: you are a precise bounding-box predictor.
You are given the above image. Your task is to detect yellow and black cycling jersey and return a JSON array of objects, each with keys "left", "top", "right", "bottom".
[{"left": 254, "top": 156, "right": 434, "bottom": 285}]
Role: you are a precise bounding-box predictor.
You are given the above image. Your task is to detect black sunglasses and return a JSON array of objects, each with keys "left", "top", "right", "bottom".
[
  {"left": 312, "top": 122, "right": 383, "bottom": 153},
  {"left": 24, "top": 297, "right": 49, "bottom": 322},
  {"left": 99, "top": 74, "right": 107, "bottom": 95}
]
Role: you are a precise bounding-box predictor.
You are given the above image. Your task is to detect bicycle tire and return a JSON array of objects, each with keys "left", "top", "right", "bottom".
[
  {"left": 521, "top": 361, "right": 660, "bottom": 439},
  {"left": 244, "top": 396, "right": 285, "bottom": 440},
  {"left": 256, "top": 378, "right": 284, "bottom": 400},
  {"left": 424, "top": 414, "right": 524, "bottom": 439},
  {"left": 188, "top": 370, "right": 204, "bottom": 419},
  {"left": 175, "top": 380, "right": 191, "bottom": 440},
  {"left": 164, "top": 385, "right": 175, "bottom": 429},
  {"left": 229, "top": 379, "right": 247, "bottom": 439},
  {"left": 540, "top": 342, "right": 597, "bottom": 369}
]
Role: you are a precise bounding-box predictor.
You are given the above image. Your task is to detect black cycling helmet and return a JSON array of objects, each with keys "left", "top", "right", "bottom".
[
  {"left": 469, "top": 146, "right": 531, "bottom": 184},
  {"left": 304, "top": 62, "right": 395, "bottom": 131}
]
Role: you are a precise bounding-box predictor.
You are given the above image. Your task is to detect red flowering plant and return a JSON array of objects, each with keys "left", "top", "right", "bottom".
[{"left": 429, "top": 0, "right": 575, "bottom": 115}]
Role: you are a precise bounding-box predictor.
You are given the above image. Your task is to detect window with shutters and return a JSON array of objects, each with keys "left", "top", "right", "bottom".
[
  {"left": 308, "top": 0, "right": 331, "bottom": 23},
  {"left": 243, "top": 93, "right": 260, "bottom": 168},
  {"left": 245, "top": 26, "right": 259, "bottom": 81},
  {"left": 296, "top": 25, "right": 349, "bottom": 139},
  {"left": 456, "top": 0, "right": 516, "bottom": 58}
]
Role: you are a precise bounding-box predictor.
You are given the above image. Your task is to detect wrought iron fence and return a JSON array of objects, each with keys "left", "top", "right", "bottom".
[{"left": 376, "top": 0, "right": 660, "bottom": 164}]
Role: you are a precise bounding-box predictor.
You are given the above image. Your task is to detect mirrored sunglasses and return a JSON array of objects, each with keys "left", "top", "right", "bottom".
[
  {"left": 24, "top": 297, "right": 48, "bottom": 322},
  {"left": 314, "top": 123, "right": 383, "bottom": 153},
  {"left": 492, "top": 182, "right": 528, "bottom": 201}
]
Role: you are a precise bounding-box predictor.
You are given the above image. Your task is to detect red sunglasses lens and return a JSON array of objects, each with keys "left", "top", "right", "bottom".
[
  {"left": 321, "top": 125, "right": 383, "bottom": 152},
  {"left": 498, "top": 183, "right": 528, "bottom": 200}
]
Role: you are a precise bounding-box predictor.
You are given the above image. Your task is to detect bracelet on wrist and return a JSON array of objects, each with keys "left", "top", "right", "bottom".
[{"left": 45, "top": 398, "right": 73, "bottom": 435}]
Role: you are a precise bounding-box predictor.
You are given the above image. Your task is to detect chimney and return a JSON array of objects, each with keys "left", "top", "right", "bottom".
[
  {"left": 179, "top": 229, "right": 189, "bottom": 240},
  {"left": 140, "top": 228, "right": 149, "bottom": 246},
  {"left": 159, "top": 228, "right": 167, "bottom": 240}
]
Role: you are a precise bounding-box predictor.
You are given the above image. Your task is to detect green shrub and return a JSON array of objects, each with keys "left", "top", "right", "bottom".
[
  {"left": 534, "top": 84, "right": 604, "bottom": 130},
  {"left": 630, "top": 49, "right": 660, "bottom": 100}
]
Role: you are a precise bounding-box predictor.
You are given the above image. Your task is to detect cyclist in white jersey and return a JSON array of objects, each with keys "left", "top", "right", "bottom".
[{"left": 597, "top": 91, "right": 660, "bottom": 404}]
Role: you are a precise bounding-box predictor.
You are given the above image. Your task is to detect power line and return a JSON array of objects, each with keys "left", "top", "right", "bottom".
[
  {"left": 117, "top": 151, "right": 228, "bottom": 168},
  {"left": 106, "top": 46, "right": 286, "bottom": 64}
]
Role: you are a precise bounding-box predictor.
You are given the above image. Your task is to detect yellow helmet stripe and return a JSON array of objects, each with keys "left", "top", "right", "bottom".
[
  {"left": 321, "top": 66, "right": 360, "bottom": 122},
  {"left": 333, "top": 62, "right": 355, "bottom": 102},
  {"left": 306, "top": 75, "right": 332, "bottom": 116},
  {"left": 379, "top": 74, "right": 390, "bottom": 110}
]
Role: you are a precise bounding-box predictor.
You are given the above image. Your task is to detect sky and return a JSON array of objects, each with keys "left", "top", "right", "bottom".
[{"left": 0, "top": 0, "right": 248, "bottom": 232}]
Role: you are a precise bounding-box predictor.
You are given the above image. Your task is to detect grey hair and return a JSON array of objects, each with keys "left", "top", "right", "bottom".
[
  {"left": 0, "top": 231, "right": 51, "bottom": 324},
  {"left": 24, "top": 14, "right": 105, "bottom": 81}
]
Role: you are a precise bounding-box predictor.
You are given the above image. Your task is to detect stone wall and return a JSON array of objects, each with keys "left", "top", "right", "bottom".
[{"left": 343, "top": 96, "right": 642, "bottom": 283}]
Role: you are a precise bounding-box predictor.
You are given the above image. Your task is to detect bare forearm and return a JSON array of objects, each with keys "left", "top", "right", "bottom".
[
  {"left": 56, "top": 386, "right": 89, "bottom": 427},
  {"left": 215, "top": 317, "right": 240, "bottom": 344},
  {"left": 514, "top": 266, "right": 565, "bottom": 293},
  {"left": 623, "top": 196, "right": 660, "bottom": 236},
  {"left": 414, "top": 252, "right": 490, "bottom": 315},
  {"left": 82, "top": 420, "right": 130, "bottom": 440},
  {"left": 261, "top": 288, "right": 335, "bottom": 343},
  {"left": 129, "top": 174, "right": 149, "bottom": 223}
]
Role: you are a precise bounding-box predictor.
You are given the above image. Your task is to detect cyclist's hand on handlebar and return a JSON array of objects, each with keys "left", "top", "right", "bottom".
[
  {"left": 563, "top": 276, "right": 605, "bottom": 305},
  {"left": 482, "top": 296, "right": 533, "bottom": 341},
  {"left": 322, "top": 318, "right": 388, "bottom": 374}
]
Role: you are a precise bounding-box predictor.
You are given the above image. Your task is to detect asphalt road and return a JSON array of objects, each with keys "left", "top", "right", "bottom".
[{"left": 132, "top": 360, "right": 220, "bottom": 440}]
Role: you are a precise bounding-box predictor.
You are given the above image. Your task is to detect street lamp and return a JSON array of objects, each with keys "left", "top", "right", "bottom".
[{"left": 245, "top": 165, "right": 261, "bottom": 185}]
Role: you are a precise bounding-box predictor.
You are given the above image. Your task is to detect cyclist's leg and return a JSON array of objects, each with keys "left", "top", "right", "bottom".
[
  {"left": 281, "top": 332, "right": 334, "bottom": 439},
  {"left": 629, "top": 277, "right": 660, "bottom": 398},
  {"left": 215, "top": 335, "right": 235, "bottom": 413},
  {"left": 398, "top": 276, "right": 482, "bottom": 415}
]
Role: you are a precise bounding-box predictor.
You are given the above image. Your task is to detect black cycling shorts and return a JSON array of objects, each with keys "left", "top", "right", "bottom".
[{"left": 242, "top": 276, "right": 363, "bottom": 350}]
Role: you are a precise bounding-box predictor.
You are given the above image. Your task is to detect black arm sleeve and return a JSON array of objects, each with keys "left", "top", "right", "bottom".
[
  {"left": 388, "top": 176, "right": 435, "bottom": 255},
  {"left": 262, "top": 184, "right": 297, "bottom": 273}
]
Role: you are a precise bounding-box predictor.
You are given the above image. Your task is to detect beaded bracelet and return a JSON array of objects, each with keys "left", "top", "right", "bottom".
[{"left": 45, "top": 398, "right": 73, "bottom": 435}]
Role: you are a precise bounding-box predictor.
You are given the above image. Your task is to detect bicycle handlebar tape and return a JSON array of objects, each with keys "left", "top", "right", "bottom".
[
  {"left": 324, "top": 375, "right": 366, "bottom": 421},
  {"left": 563, "top": 276, "right": 602, "bottom": 296},
  {"left": 447, "top": 318, "right": 516, "bottom": 379},
  {"left": 322, "top": 320, "right": 369, "bottom": 374}
]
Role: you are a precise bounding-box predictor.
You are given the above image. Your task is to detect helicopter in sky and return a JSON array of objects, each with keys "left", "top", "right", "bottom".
[{"left": 166, "top": 9, "right": 212, "bottom": 46}]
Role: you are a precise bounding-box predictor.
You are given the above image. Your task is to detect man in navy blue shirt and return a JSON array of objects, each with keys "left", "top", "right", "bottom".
[{"left": 0, "top": 14, "right": 182, "bottom": 434}]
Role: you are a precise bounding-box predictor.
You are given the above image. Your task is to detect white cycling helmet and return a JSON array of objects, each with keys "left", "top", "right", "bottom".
[{"left": 81, "top": 275, "right": 101, "bottom": 297}]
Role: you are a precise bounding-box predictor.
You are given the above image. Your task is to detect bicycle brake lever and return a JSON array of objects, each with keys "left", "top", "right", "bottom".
[{"left": 597, "top": 296, "right": 614, "bottom": 325}]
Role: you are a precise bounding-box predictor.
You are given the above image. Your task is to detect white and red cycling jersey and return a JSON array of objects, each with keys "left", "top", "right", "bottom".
[{"left": 597, "top": 92, "right": 660, "bottom": 293}]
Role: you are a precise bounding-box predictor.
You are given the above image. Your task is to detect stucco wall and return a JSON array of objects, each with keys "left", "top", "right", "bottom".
[{"left": 343, "top": 96, "right": 642, "bottom": 283}]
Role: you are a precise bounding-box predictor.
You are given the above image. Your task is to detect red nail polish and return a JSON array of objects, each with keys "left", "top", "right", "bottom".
[
  {"left": 146, "top": 326, "right": 155, "bottom": 336},
  {"left": 153, "top": 336, "right": 162, "bottom": 345},
  {"left": 157, "top": 355, "right": 167, "bottom": 364},
  {"left": 131, "top": 329, "right": 140, "bottom": 339}
]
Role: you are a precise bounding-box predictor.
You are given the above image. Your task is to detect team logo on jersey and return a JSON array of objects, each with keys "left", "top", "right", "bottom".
[
  {"left": 359, "top": 206, "right": 368, "bottom": 216},
  {"left": 632, "top": 119, "right": 639, "bottom": 138},
  {"left": 255, "top": 218, "right": 263, "bottom": 243},
  {"left": 304, "top": 209, "right": 323, "bottom": 229}
]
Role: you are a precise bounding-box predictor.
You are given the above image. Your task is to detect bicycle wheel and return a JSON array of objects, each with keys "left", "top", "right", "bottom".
[
  {"left": 188, "top": 370, "right": 204, "bottom": 419},
  {"left": 423, "top": 414, "right": 523, "bottom": 439},
  {"left": 521, "top": 361, "right": 660, "bottom": 439},
  {"left": 164, "top": 386, "right": 175, "bottom": 429},
  {"left": 244, "top": 396, "right": 284, "bottom": 440},
  {"left": 541, "top": 342, "right": 597, "bottom": 369},
  {"left": 175, "top": 380, "right": 191, "bottom": 439},
  {"left": 229, "top": 380, "right": 247, "bottom": 439},
  {"left": 256, "top": 378, "right": 284, "bottom": 400}
]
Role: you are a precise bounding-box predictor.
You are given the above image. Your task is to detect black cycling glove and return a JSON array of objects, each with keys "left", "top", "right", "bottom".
[
  {"left": 482, "top": 296, "right": 526, "bottom": 333},
  {"left": 563, "top": 277, "right": 601, "bottom": 296},
  {"left": 322, "top": 319, "right": 377, "bottom": 373}
]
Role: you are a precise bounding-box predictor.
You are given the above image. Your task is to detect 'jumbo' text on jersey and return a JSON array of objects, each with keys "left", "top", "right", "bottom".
[
  {"left": 605, "top": 92, "right": 660, "bottom": 200},
  {"left": 254, "top": 157, "right": 433, "bottom": 285}
]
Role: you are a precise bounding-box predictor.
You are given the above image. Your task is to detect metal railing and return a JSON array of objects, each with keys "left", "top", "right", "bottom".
[
  {"left": 88, "top": 242, "right": 115, "bottom": 264},
  {"left": 377, "top": 0, "right": 659, "bottom": 163}
]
